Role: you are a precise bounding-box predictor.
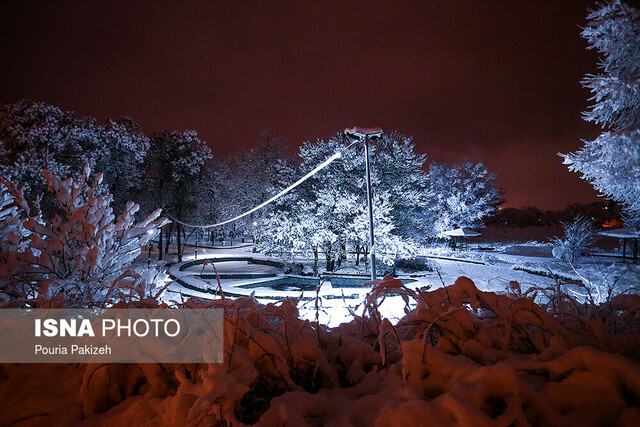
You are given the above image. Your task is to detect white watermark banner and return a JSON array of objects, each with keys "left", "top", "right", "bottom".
[{"left": 0, "top": 308, "right": 224, "bottom": 363}]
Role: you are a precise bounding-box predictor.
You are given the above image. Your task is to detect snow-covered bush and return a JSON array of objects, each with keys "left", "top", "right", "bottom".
[
  {"left": 0, "top": 166, "right": 169, "bottom": 306},
  {"left": 1, "top": 276, "right": 639, "bottom": 425},
  {"left": 394, "top": 256, "right": 435, "bottom": 272},
  {"left": 565, "top": 262, "right": 640, "bottom": 305},
  {"left": 0, "top": 179, "right": 30, "bottom": 254},
  {"left": 552, "top": 216, "right": 596, "bottom": 263}
]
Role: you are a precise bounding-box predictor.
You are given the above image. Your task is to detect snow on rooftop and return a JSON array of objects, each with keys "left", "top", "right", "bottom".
[
  {"left": 598, "top": 227, "right": 640, "bottom": 239},
  {"left": 444, "top": 227, "right": 481, "bottom": 237}
]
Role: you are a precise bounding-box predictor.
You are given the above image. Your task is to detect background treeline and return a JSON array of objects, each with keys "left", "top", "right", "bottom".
[
  {"left": 0, "top": 100, "right": 503, "bottom": 265},
  {"left": 487, "top": 202, "right": 622, "bottom": 228}
]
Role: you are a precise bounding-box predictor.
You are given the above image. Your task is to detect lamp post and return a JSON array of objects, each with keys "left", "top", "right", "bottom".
[
  {"left": 344, "top": 127, "right": 383, "bottom": 281},
  {"left": 195, "top": 230, "right": 199, "bottom": 260}
]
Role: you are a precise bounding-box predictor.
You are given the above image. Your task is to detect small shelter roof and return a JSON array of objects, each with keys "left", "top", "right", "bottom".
[
  {"left": 598, "top": 227, "right": 640, "bottom": 239},
  {"left": 444, "top": 227, "right": 481, "bottom": 237}
]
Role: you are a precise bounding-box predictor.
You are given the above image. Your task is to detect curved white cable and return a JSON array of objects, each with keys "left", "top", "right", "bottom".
[{"left": 167, "top": 151, "right": 342, "bottom": 229}]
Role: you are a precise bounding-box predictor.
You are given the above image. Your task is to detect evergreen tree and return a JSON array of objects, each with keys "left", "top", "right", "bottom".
[{"left": 562, "top": 1, "right": 640, "bottom": 222}]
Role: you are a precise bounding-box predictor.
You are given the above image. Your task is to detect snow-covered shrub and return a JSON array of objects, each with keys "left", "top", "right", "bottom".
[
  {"left": 0, "top": 165, "right": 169, "bottom": 306},
  {"left": 0, "top": 179, "right": 32, "bottom": 301},
  {"left": 0, "top": 179, "right": 30, "bottom": 254},
  {"left": 394, "top": 256, "right": 434, "bottom": 272},
  {"left": 565, "top": 262, "right": 640, "bottom": 305},
  {"left": 2, "top": 276, "right": 639, "bottom": 425},
  {"left": 552, "top": 216, "right": 596, "bottom": 263}
]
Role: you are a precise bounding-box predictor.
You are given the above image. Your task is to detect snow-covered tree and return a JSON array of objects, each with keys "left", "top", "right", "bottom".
[
  {"left": 424, "top": 158, "right": 503, "bottom": 237},
  {"left": 562, "top": 1, "right": 640, "bottom": 222},
  {"left": 96, "top": 117, "right": 151, "bottom": 213},
  {"left": 372, "top": 132, "right": 430, "bottom": 241},
  {"left": 257, "top": 132, "right": 427, "bottom": 271},
  {"left": 0, "top": 100, "right": 150, "bottom": 217},
  {"left": 0, "top": 166, "right": 168, "bottom": 306},
  {"left": 215, "top": 132, "right": 291, "bottom": 238},
  {"left": 552, "top": 216, "right": 596, "bottom": 263},
  {"left": 144, "top": 130, "right": 212, "bottom": 261}
]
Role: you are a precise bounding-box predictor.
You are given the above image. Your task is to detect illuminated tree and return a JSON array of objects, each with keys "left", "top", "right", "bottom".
[
  {"left": 424, "top": 159, "right": 503, "bottom": 237},
  {"left": 562, "top": 1, "right": 640, "bottom": 223},
  {"left": 0, "top": 166, "right": 168, "bottom": 305},
  {"left": 257, "top": 132, "right": 426, "bottom": 271}
]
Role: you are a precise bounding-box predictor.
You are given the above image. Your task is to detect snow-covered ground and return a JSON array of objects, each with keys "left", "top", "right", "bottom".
[{"left": 154, "top": 236, "right": 640, "bottom": 327}]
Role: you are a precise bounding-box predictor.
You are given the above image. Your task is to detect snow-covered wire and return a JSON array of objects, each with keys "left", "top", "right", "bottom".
[{"left": 166, "top": 151, "right": 343, "bottom": 229}]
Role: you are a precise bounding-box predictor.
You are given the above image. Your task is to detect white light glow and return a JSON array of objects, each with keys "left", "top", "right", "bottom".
[{"left": 169, "top": 151, "right": 343, "bottom": 229}]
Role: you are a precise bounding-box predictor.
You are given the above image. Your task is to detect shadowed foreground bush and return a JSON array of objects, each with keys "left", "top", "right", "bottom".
[{"left": 1, "top": 276, "right": 639, "bottom": 426}]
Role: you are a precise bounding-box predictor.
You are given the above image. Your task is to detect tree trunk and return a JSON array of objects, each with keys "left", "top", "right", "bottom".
[
  {"left": 313, "top": 247, "right": 318, "bottom": 276},
  {"left": 337, "top": 244, "right": 346, "bottom": 269},
  {"left": 177, "top": 222, "right": 182, "bottom": 262},
  {"left": 158, "top": 226, "right": 163, "bottom": 261},
  {"left": 165, "top": 222, "right": 173, "bottom": 254},
  {"left": 355, "top": 244, "right": 360, "bottom": 266}
]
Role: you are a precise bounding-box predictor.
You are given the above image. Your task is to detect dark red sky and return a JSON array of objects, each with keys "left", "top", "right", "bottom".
[{"left": 1, "top": 1, "right": 612, "bottom": 209}]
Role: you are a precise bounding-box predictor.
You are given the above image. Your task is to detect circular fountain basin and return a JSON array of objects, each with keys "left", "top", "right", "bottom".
[{"left": 168, "top": 256, "right": 416, "bottom": 301}]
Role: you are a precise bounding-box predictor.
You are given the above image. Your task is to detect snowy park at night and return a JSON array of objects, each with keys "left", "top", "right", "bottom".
[
  {"left": 1, "top": 1, "right": 640, "bottom": 426},
  {"left": 158, "top": 232, "right": 639, "bottom": 328}
]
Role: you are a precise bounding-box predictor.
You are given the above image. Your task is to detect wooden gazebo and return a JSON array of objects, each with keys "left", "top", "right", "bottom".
[{"left": 444, "top": 227, "right": 481, "bottom": 250}]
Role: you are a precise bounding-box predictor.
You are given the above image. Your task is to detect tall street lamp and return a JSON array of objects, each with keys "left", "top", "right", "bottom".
[{"left": 344, "top": 127, "right": 383, "bottom": 281}]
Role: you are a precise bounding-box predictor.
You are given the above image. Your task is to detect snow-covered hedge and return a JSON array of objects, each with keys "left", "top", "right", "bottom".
[{"left": 1, "top": 276, "right": 638, "bottom": 425}]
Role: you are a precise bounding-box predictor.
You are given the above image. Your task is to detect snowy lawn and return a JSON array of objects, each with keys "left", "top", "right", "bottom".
[{"left": 158, "top": 239, "right": 639, "bottom": 327}]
